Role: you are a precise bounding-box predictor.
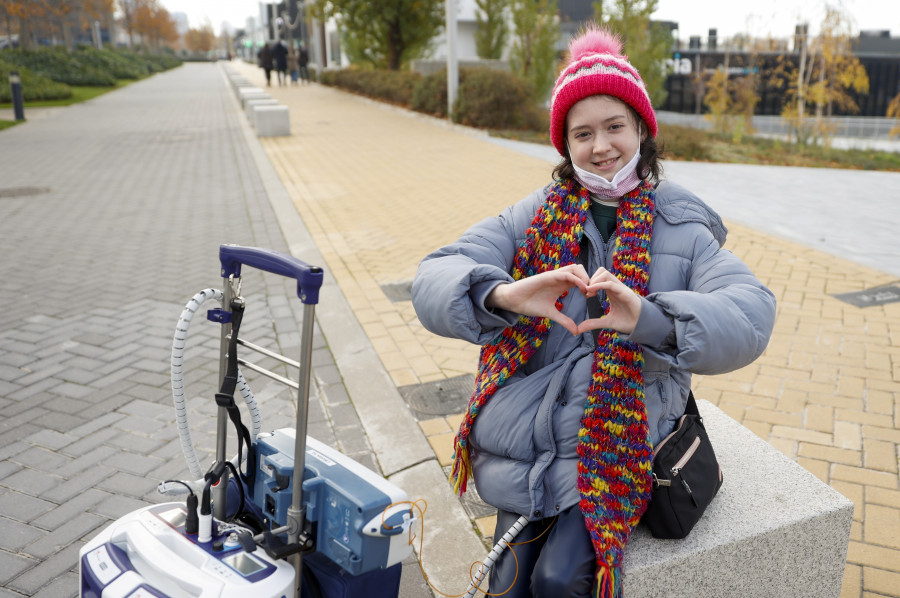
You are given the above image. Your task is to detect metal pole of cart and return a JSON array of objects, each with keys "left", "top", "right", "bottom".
[
  {"left": 213, "top": 279, "right": 235, "bottom": 519},
  {"left": 288, "top": 301, "right": 315, "bottom": 597}
]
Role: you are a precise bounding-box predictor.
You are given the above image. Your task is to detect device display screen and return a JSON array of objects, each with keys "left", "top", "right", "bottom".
[
  {"left": 223, "top": 553, "right": 265, "bottom": 576},
  {"left": 156, "top": 507, "right": 186, "bottom": 528}
]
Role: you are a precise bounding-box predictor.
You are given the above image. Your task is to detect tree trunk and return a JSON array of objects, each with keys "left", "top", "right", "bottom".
[
  {"left": 387, "top": 20, "right": 402, "bottom": 69},
  {"left": 91, "top": 18, "right": 101, "bottom": 49},
  {"left": 19, "top": 16, "right": 33, "bottom": 50},
  {"left": 796, "top": 34, "right": 808, "bottom": 144},
  {"left": 62, "top": 18, "right": 74, "bottom": 52}
]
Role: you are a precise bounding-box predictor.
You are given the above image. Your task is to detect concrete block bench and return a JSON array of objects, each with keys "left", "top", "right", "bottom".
[
  {"left": 623, "top": 400, "right": 853, "bottom": 598},
  {"left": 245, "top": 98, "right": 280, "bottom": 128},
  {"left": 254, "top": 105, "right": 290, "bottom": 137},
  {"left": 229, "top": 76, "right": 252, "bottom": 92},
  {"left": 238, "top": 86, "right": 270, "bottom": 108}
]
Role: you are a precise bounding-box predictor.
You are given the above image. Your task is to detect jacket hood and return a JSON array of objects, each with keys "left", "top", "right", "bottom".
[{"left": 655, "top": 180, "right": 728, "bottom": 248}]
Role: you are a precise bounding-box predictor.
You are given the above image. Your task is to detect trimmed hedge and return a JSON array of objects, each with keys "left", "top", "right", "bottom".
[
  {"left": 455, "top": 68, "right": 544, "bottom": 130},
  {"left": 0, "top": 47, "right": 182, "bottom": 89},
  {"left": 2, "top": 47, "right": 116, "bottom": 86},
  {"left": 656, "top": 124, "right": 712, "bottom": 162},
  {"left": 76, "top": 47, "right": 149, "bottom": 79},
  {"left": 321, "top": 66, "right": 545, "bottom": 131},
  {"left": 0, "top": 58, "right": 72, "bottom": 102},
  {"left": 144, "top": 52, "right": 182, "bottom": 72},
  {"left": 319, "top": 68, "right": 421, "bottom": 107}
]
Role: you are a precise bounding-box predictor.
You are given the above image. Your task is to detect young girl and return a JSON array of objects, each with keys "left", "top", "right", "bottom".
[{"left": 411, "top": 26, "right": 776, "bottom": 598}]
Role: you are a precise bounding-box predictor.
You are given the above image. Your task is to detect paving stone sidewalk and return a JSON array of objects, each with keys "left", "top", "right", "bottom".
[
  {"left": 0, "top": 63, "right": 430, "bottom": 597},
  {"left": 233, "top": 59, "right": 900, "bottom": 598}
]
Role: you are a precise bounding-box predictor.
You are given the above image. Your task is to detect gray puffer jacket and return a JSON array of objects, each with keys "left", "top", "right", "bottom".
[{"left": 411, "top": 180, "right": 776, "bottom": 520}]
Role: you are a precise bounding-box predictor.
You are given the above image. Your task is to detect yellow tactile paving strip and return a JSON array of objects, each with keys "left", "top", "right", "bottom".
[{"left": 231, "top": 61, "right": 900, "bottom": 598}]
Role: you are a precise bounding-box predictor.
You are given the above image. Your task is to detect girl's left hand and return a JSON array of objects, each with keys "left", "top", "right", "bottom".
[{"left": 576, "top": 267, "right": 642, "bottom": 335}]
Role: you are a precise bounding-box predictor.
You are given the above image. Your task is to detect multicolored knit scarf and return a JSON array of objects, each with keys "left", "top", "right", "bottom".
[{"left": 449, "top": 178, "right": 655, "bottom": 598}]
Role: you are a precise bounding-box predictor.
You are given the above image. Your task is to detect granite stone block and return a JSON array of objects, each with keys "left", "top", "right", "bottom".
[
  {"left": 623, "top": 400, "right": 853, "bottom": 598},
  {"left": 254, "top": 105, "right": 290, "bottom": 138}
]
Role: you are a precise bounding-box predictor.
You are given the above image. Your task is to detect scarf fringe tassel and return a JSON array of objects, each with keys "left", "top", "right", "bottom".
[
  {"left": 594, "top": 565, "right": 622, "bottom": 598},
  {"left": 449, "top": 438, "right": 471, "bottom": 496}
]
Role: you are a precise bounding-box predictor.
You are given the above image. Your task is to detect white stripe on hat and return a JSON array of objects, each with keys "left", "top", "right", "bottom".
[{"left": 551, "top": 55, "right": 648, "bottom": 105}]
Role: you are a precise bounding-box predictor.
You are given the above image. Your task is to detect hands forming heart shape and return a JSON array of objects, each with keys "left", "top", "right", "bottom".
[{"left": 485, "top": 264, "right": 642, "bottom": 337}]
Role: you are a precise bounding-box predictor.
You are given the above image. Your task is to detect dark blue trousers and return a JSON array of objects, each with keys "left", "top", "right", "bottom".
[{"left": 488, "top": 506, "right": 596, "bottom": 598}]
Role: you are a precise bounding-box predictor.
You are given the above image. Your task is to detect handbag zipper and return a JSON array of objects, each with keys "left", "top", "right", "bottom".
[
  {"left": 652, "top": 414, "right": 687, "bottom": 457},
  {"left": 671, "top": 436, "right": 702, "bottom": 507},
  {"left": 671, "top": 436, "right": 701, "bottom": 476}
]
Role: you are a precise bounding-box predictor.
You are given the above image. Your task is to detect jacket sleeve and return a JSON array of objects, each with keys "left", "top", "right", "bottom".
[
  {"left": 411, "top": 191, "right": 545, "bottom": 344},
  {"left": 625, "top": 223, "right": 776, "bottom": 375}
]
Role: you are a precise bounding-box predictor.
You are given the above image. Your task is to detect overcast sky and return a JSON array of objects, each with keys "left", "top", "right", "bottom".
[
  {"left": 161, "top": 0, "right": 900, "bottom": 39},
  {"left": 654, "top": 0, "right": 899, "bottom": 39}
]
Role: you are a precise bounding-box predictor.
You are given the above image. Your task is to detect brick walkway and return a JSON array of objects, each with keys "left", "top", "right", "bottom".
[
  {"left": 233, "top": 60, "right": 900, "bottom": 598},
  {"left": 0, "top": 63, "right": 430, "bottom": 598}
]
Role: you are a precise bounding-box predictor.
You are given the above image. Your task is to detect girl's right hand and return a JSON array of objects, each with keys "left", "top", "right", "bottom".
[{"left": 486, "top": 264, "right": 591, "bottom": 335}]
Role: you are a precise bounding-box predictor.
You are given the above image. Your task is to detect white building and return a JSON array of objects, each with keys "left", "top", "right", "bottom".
[{"left": 314, "top": 0, "right": 593, "bottom": 71}]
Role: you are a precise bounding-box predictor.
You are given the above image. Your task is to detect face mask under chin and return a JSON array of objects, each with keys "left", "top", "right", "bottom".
[
  {"left": 568, "top": 125, "right": 643, "bottom": 199},
  {"left": 572, "top": 146, "right": 642, "bottom": 199}
]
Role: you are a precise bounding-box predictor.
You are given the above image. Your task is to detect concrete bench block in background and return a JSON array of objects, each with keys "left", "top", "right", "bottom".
[
  {"left": 245, "top": 99, "right": 280, "bottom": 128},
  {"left": 623, "top": 400, "right": 853, "bottom": 598},
  {"left": 254, "top": 105, "right": 290, "bottom": 137},
  {"left": 238, "top": 87, "right": 270, "bottom": 108},
  {"left": 229, "top": 77, "right": 252, "bottom": 92}
]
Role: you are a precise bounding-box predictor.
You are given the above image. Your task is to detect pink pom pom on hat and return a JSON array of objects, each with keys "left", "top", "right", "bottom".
[{"left": 550, "top": 26, "right": 658, "bottom": 156}]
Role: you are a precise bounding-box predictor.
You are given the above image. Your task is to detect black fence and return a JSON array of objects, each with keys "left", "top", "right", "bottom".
[{"left": 660, "top": 49, "right": 900, "bottom": 118}]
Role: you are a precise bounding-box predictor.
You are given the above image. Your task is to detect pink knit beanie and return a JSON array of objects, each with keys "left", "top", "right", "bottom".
[{"left": 550, "top": 26, "right": 658, "bottom": 156}]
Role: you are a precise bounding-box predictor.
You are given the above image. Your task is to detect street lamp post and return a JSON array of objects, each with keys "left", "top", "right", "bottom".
[
  {"left": 9, "top": 71, "right": 24, "bottom": 121},
  {"left": 446, "top": 0, "right": 458, "bottom": 122}
]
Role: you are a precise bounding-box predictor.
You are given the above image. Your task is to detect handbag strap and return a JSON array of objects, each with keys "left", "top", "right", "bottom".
[{"left": 685, "top": 391, "right": 699, "bottom": 416}]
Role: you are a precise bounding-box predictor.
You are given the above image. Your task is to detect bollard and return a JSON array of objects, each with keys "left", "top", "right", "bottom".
[{"left": 9, "top": 71, "right": 24, "bottom": 121}]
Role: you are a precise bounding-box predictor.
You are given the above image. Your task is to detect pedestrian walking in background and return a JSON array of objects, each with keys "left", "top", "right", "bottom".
[
  {"left": 257, "top": 42, "right": 273, "bottom": 87},
  {"left": 411, "top": 24, "right": 776, "bottom": 598},
  {"left": 288, "top": 47, "right": 299, "bottom": 86},
  {"left": 272, "top": 39, "right": 288, "bottom": 87},
  {"left": 298, "top": 41, "right": 310, "bottom": 84}
]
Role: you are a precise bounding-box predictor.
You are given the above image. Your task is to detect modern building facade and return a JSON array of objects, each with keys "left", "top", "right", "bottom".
[{"left": 660, "top": 28, "right": 900, "bottom": 117}]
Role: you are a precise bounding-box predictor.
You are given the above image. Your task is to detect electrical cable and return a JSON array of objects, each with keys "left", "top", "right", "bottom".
[
  {"left": 462, "top": 515, "right": 529, "bottom": 598},
  {"left": 397, "top": 498, "right": 558, "bottom": 598},
  {"left": 170, "top": 288, "right": 261, "bottom": 480},
  {"left": 162, "top": 480, "right": 195, "bottom": 496},
  {"left": 222, "top": 461, "right": 245, "bottom": 522}
]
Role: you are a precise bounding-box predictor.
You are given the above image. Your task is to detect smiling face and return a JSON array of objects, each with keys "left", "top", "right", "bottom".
[{"left": 566, "top": 95, "right": 645, "bottom": 180}]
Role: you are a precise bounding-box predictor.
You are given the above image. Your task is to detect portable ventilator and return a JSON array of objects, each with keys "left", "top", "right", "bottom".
[{"left": 78, "top": 245, "right": 415, "bottom": 598}]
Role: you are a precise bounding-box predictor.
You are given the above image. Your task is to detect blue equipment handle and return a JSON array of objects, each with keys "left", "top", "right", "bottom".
[{"left": 219, "top": 245, "right": 324, "bottom": 305}]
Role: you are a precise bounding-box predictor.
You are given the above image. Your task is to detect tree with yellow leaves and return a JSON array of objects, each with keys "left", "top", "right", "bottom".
[
  {"left": 79, "top": 0, "right": 115, "bottom": 48},
  {"left": 888, "top": 92, "right": 900, "bottom": 138},
  {"left": 132, "top": 0, "right": 177, "bottom": 50},
  {"left": 1, "top": 0, "right": 47, "bottom": 50},
  {"left": 807, "top": 6, "right": 869, "bottom": 144},
  {"left": 1, "top": 0, "right": 114, "bottom": 50},
  {"left": 184, "top": 24, "right": 216, "bottom": 55},
  {"left": 779, "top": 5, "right": 869, "bottom": 146}
]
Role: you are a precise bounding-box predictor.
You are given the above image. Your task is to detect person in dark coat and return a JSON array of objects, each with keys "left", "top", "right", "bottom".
[
  {"left": 272, "top": 40, "right": 288, "bottom": 86},
  {"left": 298, "top": 42, "right": 310, "bottom": 84},
  {"left": 258, "top": 42, "right": 273, "bottom": 87}
]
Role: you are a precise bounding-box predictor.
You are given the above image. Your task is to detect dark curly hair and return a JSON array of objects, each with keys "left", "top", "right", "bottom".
[{"left": 552, "top": 103, "right": 664, "bottom": 185}]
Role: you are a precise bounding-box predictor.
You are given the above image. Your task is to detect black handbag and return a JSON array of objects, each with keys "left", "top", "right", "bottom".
[{"left": 642, "top": 392, "right": 723, "bottom": 539}]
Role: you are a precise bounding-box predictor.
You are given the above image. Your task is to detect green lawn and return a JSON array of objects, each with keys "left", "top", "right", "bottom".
[
  {"left": 0, "top": 82, "right": 132, "bottom": 129},
  {"left": 0, "top": 81, "right": 129, "bottom": 110}
]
